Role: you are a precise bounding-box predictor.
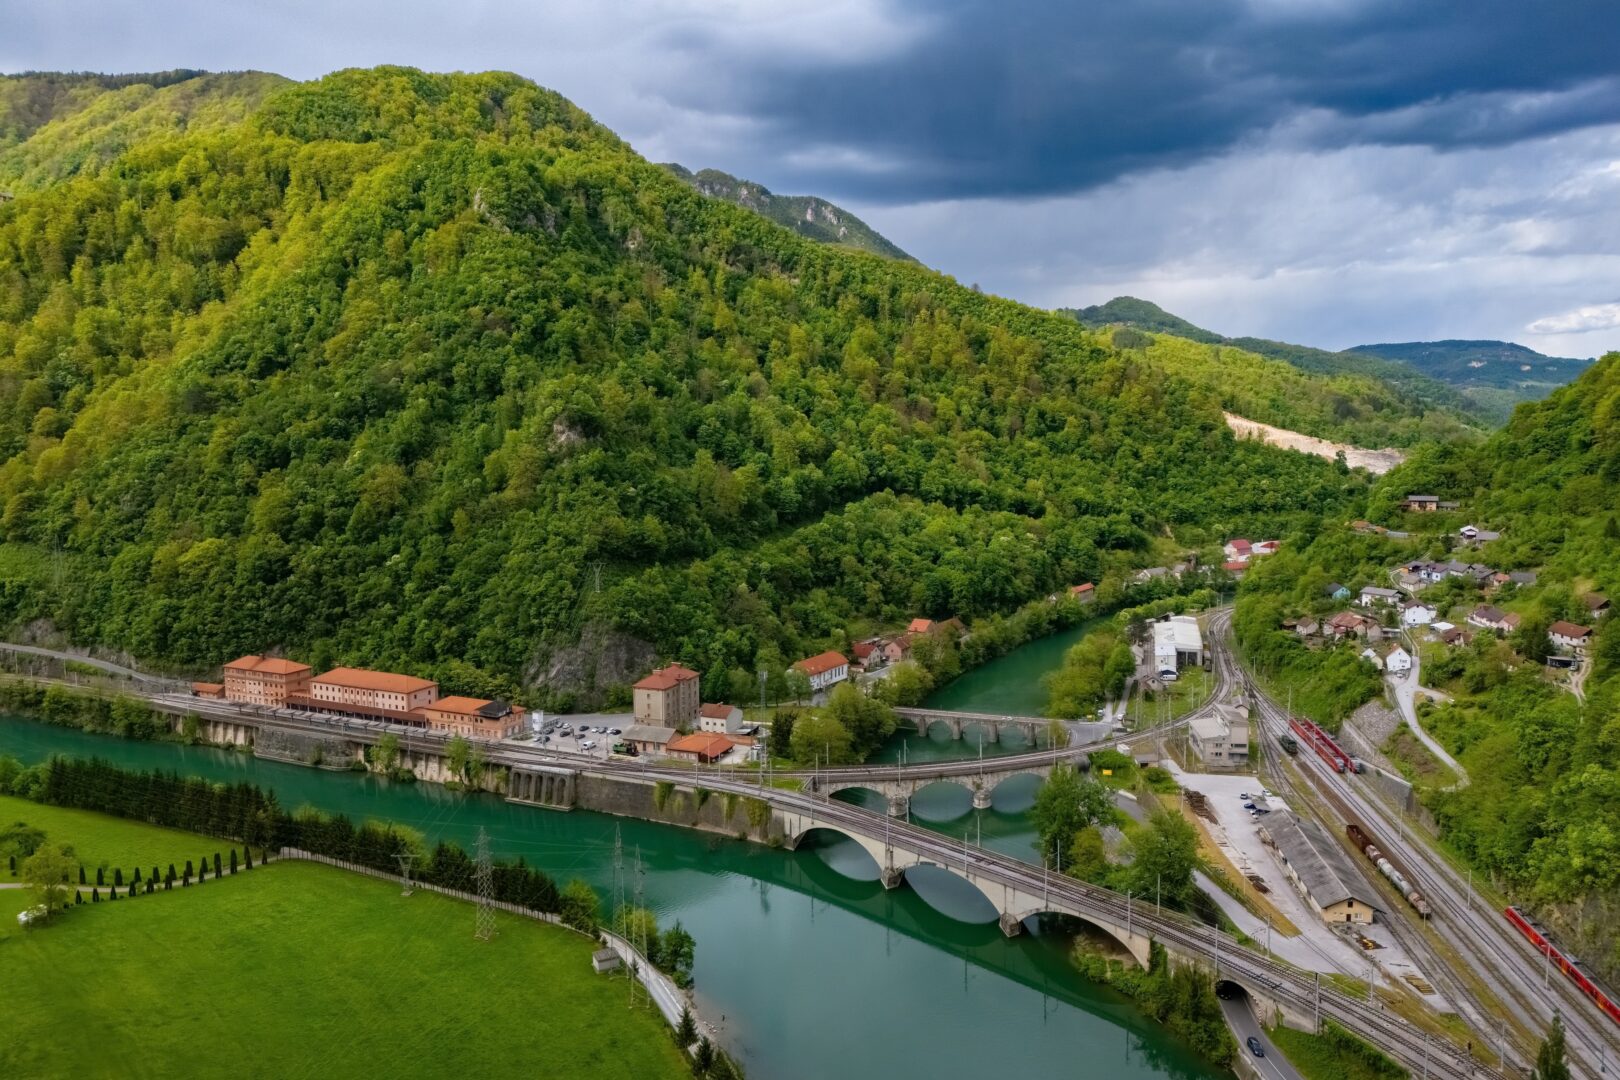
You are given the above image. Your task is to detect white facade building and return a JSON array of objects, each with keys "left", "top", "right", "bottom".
[{"left": 1152, "top": 616, "right": 1204, "bottom": 680}]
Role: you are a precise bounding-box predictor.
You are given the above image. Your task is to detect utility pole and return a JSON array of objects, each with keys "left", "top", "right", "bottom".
[
  {"left": 395, "top": 852, "right": 415, "bottom": 897},
  {"left": 1313, "top": 972, "right": 1321, "bottom": 1033},
  {"left": 473, "top": 827, "right": 496, "bottom": 942},
  {"left": 631, "top": 845, "right": 648, "bottom": 1007}
]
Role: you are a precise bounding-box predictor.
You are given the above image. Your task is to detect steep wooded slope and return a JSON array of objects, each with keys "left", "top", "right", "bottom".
[{"left": 0, "top": 67, "right": 1364, "bottom": 705}]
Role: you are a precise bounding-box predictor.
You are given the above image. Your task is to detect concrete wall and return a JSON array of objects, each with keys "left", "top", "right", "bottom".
[{"left": 574, "top": 772, "right": 783, "bottom": 844}]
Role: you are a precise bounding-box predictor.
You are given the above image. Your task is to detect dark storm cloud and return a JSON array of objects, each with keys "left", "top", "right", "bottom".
[{"left": 658, "top": 0, "right": 1620, "bottom": 200}]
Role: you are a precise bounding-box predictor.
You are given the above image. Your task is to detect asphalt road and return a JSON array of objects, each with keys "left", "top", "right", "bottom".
[{"left": 1220, "top": 995, "right": 1305, "bottom": 1080}]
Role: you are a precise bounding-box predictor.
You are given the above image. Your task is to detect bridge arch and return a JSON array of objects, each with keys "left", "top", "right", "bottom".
[
  {"left": 1004, "top": 907, "right": 1153, "bottom": 968},
  {"left": 791, "top": 826, "right": 885, "bottom": 881}
]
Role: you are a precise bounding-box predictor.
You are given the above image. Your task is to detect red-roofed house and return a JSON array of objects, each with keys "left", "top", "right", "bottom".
[
  {"left": 419, "top": 696, "right": 523, "bottom": 739},
  {"left": 1223, "top": 561, "right": 1249, "bottom": 576},
  {"left": 907, "top": 618, "right": 934, "bottom": 634},
  {"left": 698, "top": 702, "right": 745, "bottom": 735},
  {"left": 222, "top": 654, "right": 313, "bottom": 707},
  {"left": 881, "top": 636, "right": 912, "bottom": 664},
  {"left": 851, "top": 640, "right": 880, "bottom": 669},
  {"left": 1070, "top": 583, "right": 1096, "bottom": 604},
  {"left": 633, "top": 664, "right": 701, "bottom": 726},
  {"left": 665, "top": 732, "right": 736, "bottom": 764},
  {"left": 1223, "top": 539, "right": 1253, "bottom": 563},
  {"left": 190, "top": 682, "right": 225, "bottom": 699},
  {"left": 794, "top": 651, "right": 850, "bottom": 692}
]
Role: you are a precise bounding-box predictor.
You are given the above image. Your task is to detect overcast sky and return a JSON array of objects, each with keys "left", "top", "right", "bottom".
[{"left": 7, "top": 0, "right": 1620, "bottom": 356}]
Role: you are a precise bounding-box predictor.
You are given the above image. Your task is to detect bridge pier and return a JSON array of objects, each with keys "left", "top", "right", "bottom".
[
  {"left": 948, "top": 719, "right": 964, "bottom": 741},
  {"left": 998, "top": 912, "right": 1026, "bottom": 937},
  {"left": 975, "top": 722, "right": 999, "bottom": 745},
  {"left": 971, "top": 785, "right": 993, "bottom": 811},
  {"left": 880, "top": 867, "right": 906, "bottom": 890},
  {"left": 887, "top": 793, "right": 909, "bottom": 818}
]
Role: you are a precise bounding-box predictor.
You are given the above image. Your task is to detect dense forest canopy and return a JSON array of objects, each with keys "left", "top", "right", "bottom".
[{"left": 0, "top": 66, "right": 1374, "bottom": 704}]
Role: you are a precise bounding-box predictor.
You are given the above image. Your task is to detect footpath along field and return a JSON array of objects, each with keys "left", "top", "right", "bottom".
[{"left": 1, "top": 805, "right": 688, "bottom": 1080}]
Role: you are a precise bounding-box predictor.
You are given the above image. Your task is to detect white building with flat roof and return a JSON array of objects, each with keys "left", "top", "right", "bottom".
[
  {"left": 1189, "top": 704, "right": 1249, "bottom": 768},
  {"left": 1152, "top": 615, "right": 1204, "bottom": 680}
]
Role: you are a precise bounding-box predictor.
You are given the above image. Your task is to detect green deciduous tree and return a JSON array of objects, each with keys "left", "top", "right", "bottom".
[
  {"left": 559, "top": 879, "right": 600, "bottom": 933},
  {"left": 1532, "top": 1016, "right": 1570, "bottom": 1080},
  {"left": 21, "top": 842, "right": 77, "bottom": 919},
  {"left": 1030, "top": 764, "right": 1114, "bottom": 867}
]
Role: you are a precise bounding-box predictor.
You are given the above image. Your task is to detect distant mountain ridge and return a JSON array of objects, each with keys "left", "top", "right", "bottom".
[
  {"left": 1063, "top": 296, "right": 1490, "bottom": 423},
  {"left": 1064, "top": 296, "right": 1593, "bottom": 424},
  {"left": 1346, "top": 340, "right": 1592, "bottom": 418},
  {"left": 660, "top": 163, "right": 911, "bottom": 261}
]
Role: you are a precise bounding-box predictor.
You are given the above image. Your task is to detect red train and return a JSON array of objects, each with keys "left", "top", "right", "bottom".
[
  {"left": 1288, "top": 715, "right": 1351, "bottom": 774},
  {"left": 1503, "top": 905, "right": 1620, "bottom": 1026}
]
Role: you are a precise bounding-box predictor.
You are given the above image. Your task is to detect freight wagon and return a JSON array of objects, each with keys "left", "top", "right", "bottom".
[{"left": 1345, "top": 822, "right": 1431, "bottom": 919}]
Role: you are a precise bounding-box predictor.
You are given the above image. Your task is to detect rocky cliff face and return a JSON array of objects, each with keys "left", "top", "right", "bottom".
[
  {"left": 526, "top": 621, "right": 656, "bottom": 711},
  {"left": 660, "top": 163, "right": 912, "bottom": 261}
]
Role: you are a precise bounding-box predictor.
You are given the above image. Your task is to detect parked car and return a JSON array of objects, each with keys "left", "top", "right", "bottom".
[
  {"left": 1246, "top": 1036, "right": 1265, "bottom": 1058},
  {"left": 608, "top": 728, "right": 621, "bottom": 736},
  {"left": 580, "top": 740, "right": 596, "bottom": 750}
]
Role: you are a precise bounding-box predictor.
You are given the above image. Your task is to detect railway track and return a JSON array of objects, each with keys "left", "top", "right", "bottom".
[{"left": 1242, "top": 650, "right": 1620, "bottom": 1075}]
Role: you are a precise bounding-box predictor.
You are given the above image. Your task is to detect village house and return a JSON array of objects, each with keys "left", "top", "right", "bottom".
[
  {"left": 1467, "top": 605, "right": 1521, "bottom": 635},
  {"left": 1385, "top": 646, "right": 1413, "bottom": 675},
  {"left": 795, "top": 650, "right": 850, "bottom": 692},
  {"left": 881, "top": 635, "right": 913, "bottom": 664},
  {"left": 1435, "top": 623, "right": 1472, "bottom": 647},
  {"left": 1070, "top": 582, "right": 1097, "bottom": 604},
  {"left": 222, "top": 655, "right": 313, "bottom": 707},
  {"left": 632, "top": 664, "right": 702, "bottom": 727},
  {"left": 665, "top": 732, "right": 736, "bottom": 764},
  {"left": 1326, "top": 611, "right": 1379, "bottom": 641},
  {"left": 1222, "top": 560, "right": 1249, "bottom": 576},
  {"left": 622, "top": 725, "right": 675, "bottom": 755},
  {"left": 1223, "top": 538, "right": 1252, "bottom": 563},
  {"left": 1134, "top": 566, "right": 1173, "bottom": 584},
  {"left": 851, "top": 640, "right": 881, "bottom": 670},
  {"left": 1401, "top": 600, "right": 1437, "bottom": 627},
  {"left": 1459, "top": 524, "right": 1502, "bottom": 544},
  {"left": 1403, "top": 495, "right": 1440, "bottom": 512},
  {"left": 908, "top": 618, "right": 934, "bottom": 634},
  {"left": 1549, "top": 621, "right": 1594, "bottom": 656},
  {"left": 1252, "top": 540, "right": 1280, "bottom": 557},
  {"left": 298, "top": 667, "right": 440, "bottom": 723},
  {"left": 1359, "top": 586, "right": 1401, "bottom": 608},
  {"left": 698, "top": 702, "right": 746, "bottom": 735},
  {"left": 418, "top": 696, "right": 523, "bottom": 739},
  {"left": 1585, "top": 593, "right": 1611, "bottom": 619},
  {"left": 1326, "top": 582, "right": 1352, "bottom": 601},
  {"left": 1360, "top": 647, "right": 1383, "bottom": 671},
  {"left": 190, "top": 682, "right": 226, "bottom": 699},
  {"left": 1293, "top": 616, "right": 1321, "bottom": 639}
]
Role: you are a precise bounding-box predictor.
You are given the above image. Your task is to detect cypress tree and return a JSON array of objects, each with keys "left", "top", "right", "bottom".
[
  {"left": 132, "top": 867, "right": 142, "bottom": 884},
  {"left": 95, "top": 866, "right": 104, "bottom": 886},
  {"left": 7, "top": 854, "right": 13, "bottom": 875},
  {"left": 184, "top": 860, "right": 193, "bottom": 879},
  {"left": 167, "top": 863, "right": 176, "bottom": 882},
  {"left": 164, "top": 877, "right": 172, "bottom": 891},
  {"left": 676, "top": 1007, "right": 697, "bottom": 1047},
  {"left": 214, "top": 853, "right": 222, "bottom": 877},
  {"left": 78, "top": 865, "right": 85, "bottom": 885},
  {"left": 75, "top": 890, "right": 83, "bottom": 905},
  {"left": 128, "top": 883, "right": 137, "bottom": 899},
  {"left": 152, "top": 866, "right": 160, "bottom": 887},
  {"left": 91, "top": 888, "right": 100, "bottom": 902},
  {"left": 229, "top": 850, "right": 238, "bottom": 874},
  {"left": 145, "top": 880, "right": 154, "bottom": 895},
  {"left": 114, "top": 868, "right": 123, "bottom": 887},
  {"left": 243, "top": 847, "right": 253, "bottom": 870}
]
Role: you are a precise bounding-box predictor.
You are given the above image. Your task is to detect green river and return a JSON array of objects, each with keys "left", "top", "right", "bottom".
[{"left": 0, "top": 713, "right": 1217, "bottom": 1080}]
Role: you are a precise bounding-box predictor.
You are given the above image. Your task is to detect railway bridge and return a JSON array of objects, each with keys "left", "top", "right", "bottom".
[{"left": 891, "top": 706, "right": 1055, "bottom": 744}]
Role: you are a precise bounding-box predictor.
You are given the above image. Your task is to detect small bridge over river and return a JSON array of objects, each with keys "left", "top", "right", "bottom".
[{"left": 892, "top": 707, "right": 1055, "bottom": 744}]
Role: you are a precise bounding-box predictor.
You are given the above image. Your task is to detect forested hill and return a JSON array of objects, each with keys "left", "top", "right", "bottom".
[
  {"left": 0, "top": 66, "right": 1368, "bottom": 706},
  {"left": 1064, "top": 296, "right": 1491, "bottom": 426},
  {"left": 1349, "top": 340, "right": 1593, "bottom": 420},
  {"left": 660, "top": 164, "right": 911, "bottom": 260},
  {"left": 1, "top": 70, "right": 290, "bottom": 190}
]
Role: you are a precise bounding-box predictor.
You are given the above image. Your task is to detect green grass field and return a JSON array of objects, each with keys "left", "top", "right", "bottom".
[
  {"left": 0, "top": 794, "right": 240, "bottom": 879},
  {"left": 1269, "top": 1024, "right": 1407, "bottom": 1080},
  {"left": 2, "top": 813, "right": 688, "bottom": 1080}
]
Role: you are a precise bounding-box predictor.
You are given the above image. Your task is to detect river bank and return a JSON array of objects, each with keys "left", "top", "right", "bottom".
[{"left": 0, "top": 712, "right": 1222, "bottom": 1080}]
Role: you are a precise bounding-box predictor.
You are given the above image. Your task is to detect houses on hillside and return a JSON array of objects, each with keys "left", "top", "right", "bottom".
[
  {"left": 634, "top": 664, "right": 702, "bottom": 727},
  {"left": 1223, "top": 538, "right": 1280, "bottom": 565},
  {"left": 1401, "top": 600, "right": 1437, "bottom": 627},
  {"left": 1402, "top": 494, "right": 1459, "bottom": 513},
  {"left": 1358, "top": 586, "right": 1401, "bottom": 608}
]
